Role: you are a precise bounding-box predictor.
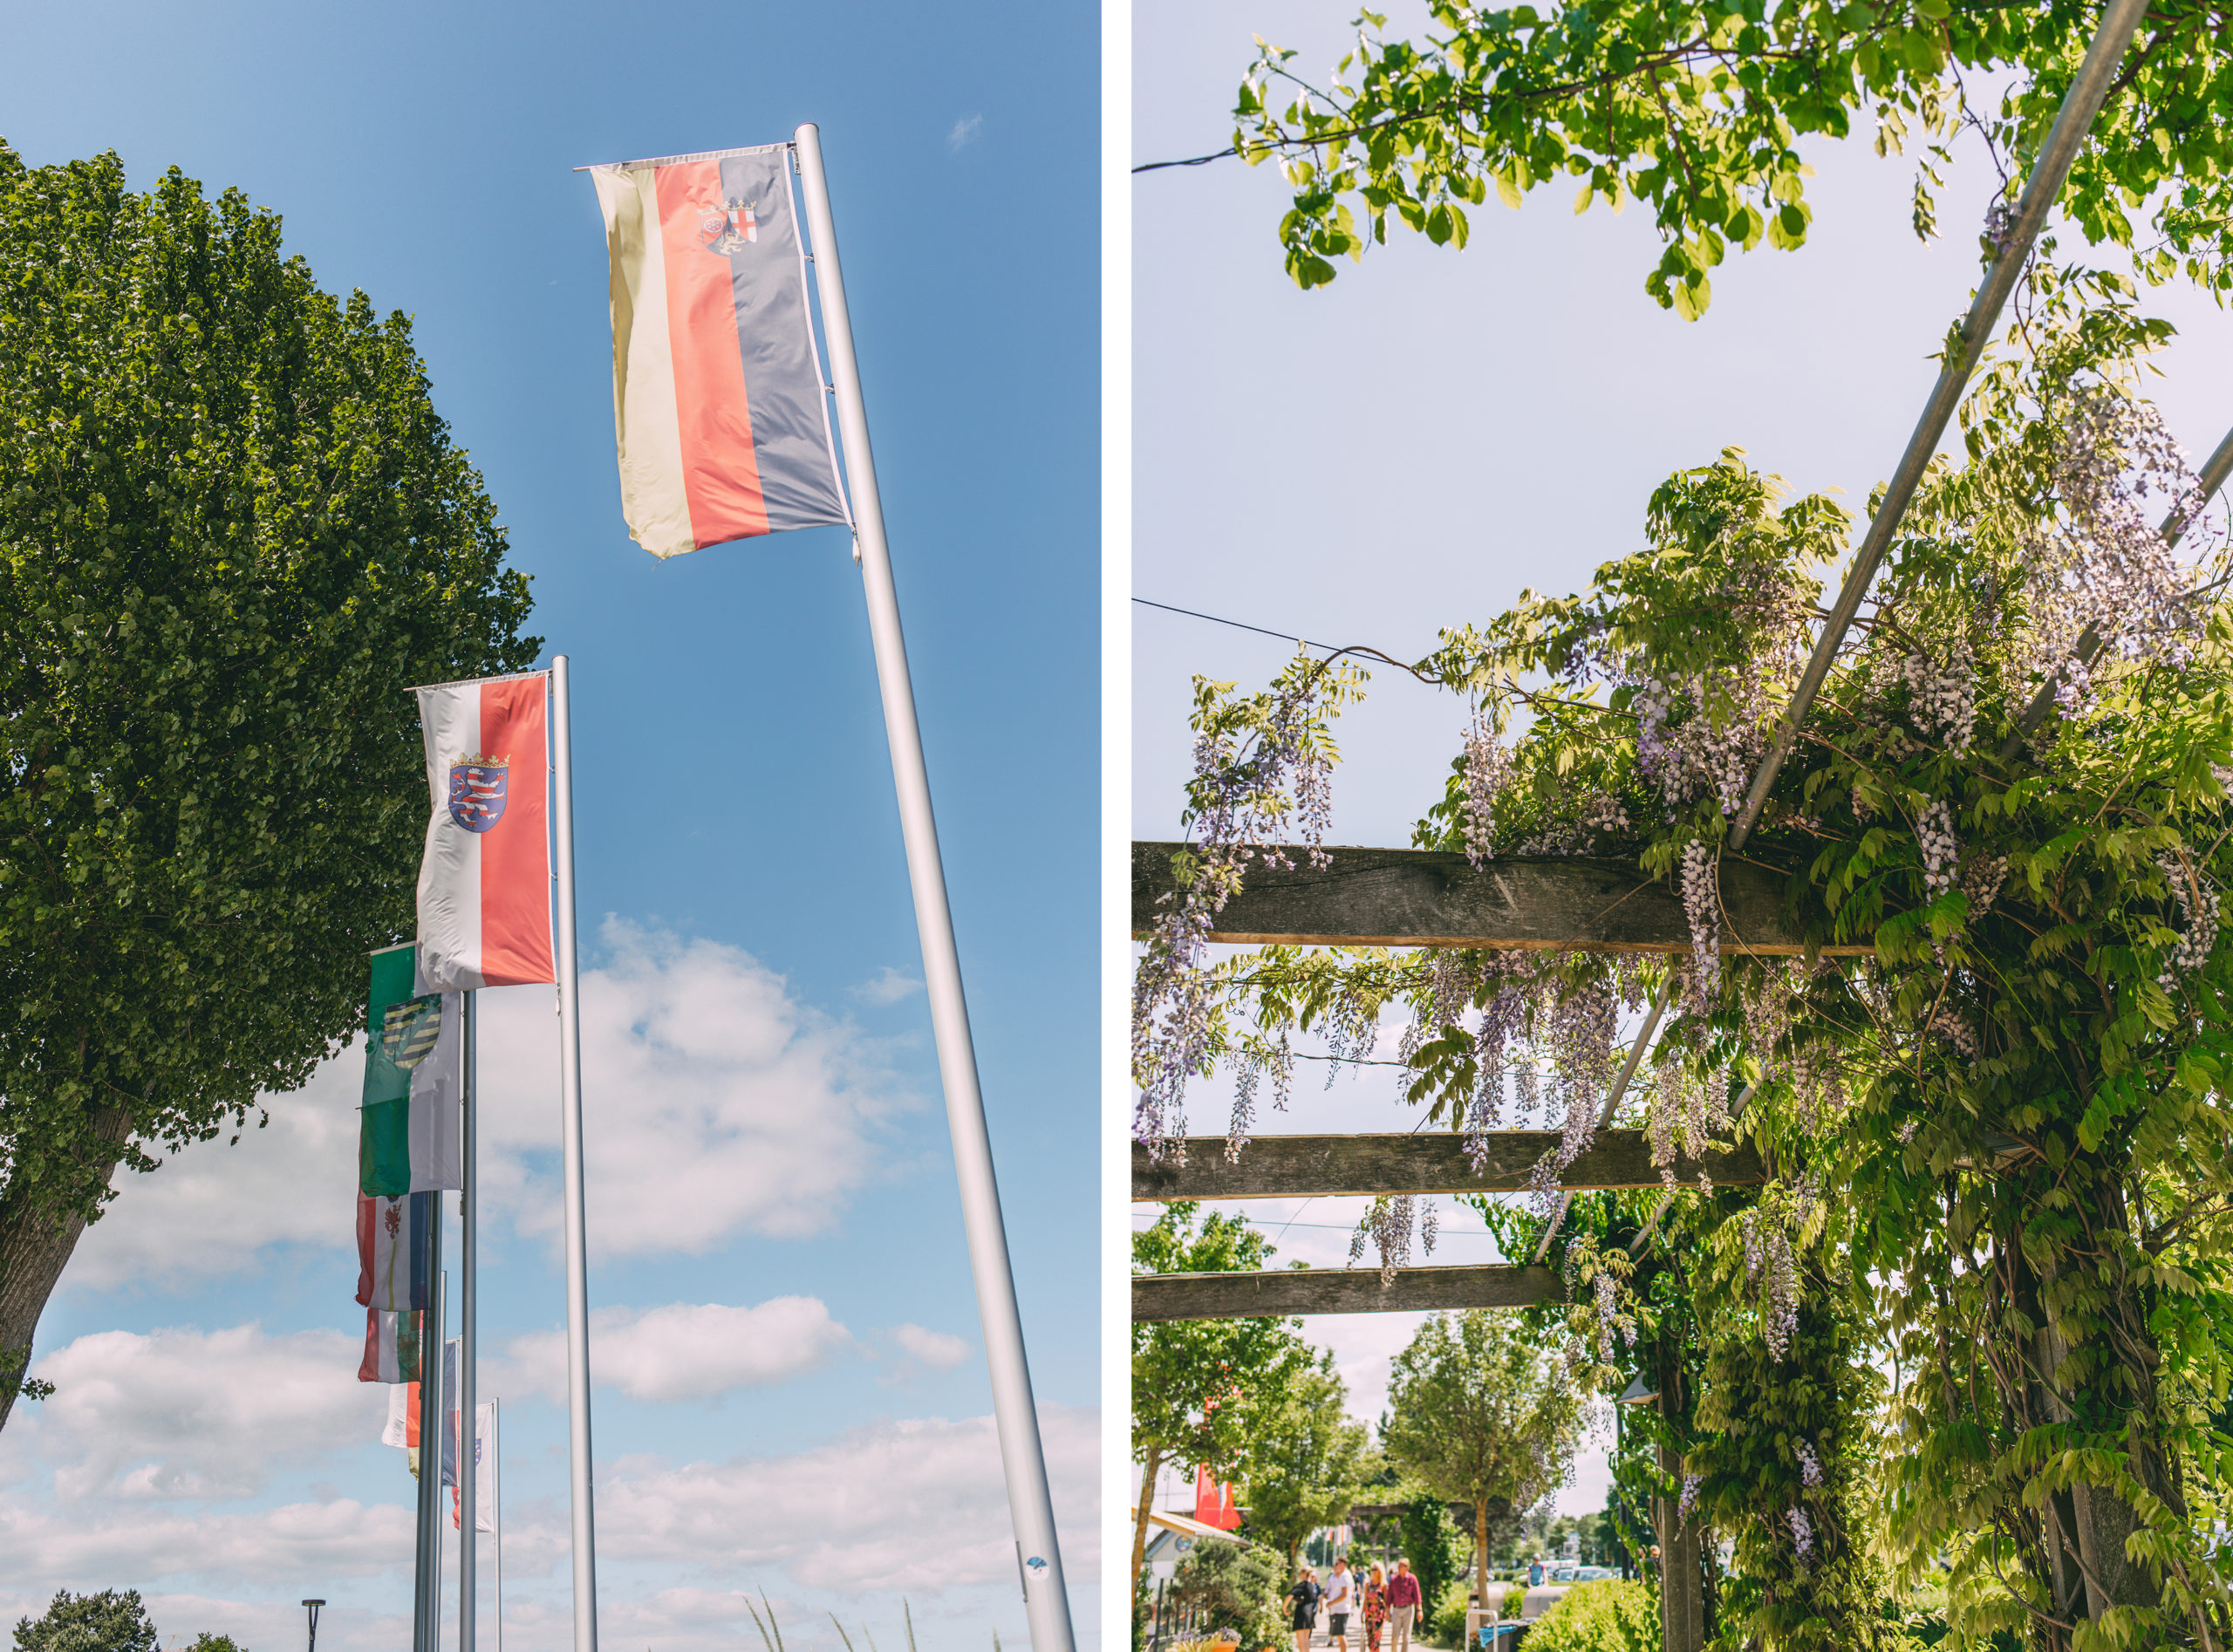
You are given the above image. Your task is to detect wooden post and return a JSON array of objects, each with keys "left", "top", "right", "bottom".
[
  {"left": 1131, "top": 1131, "right": 1765, "bottom": 1204},
  {"left": 1656, "top": 1343, "right": 1704, "bottom": 1652},
  {"left": 1131, "top": 842, "right": 1868, "bottom": 955}
]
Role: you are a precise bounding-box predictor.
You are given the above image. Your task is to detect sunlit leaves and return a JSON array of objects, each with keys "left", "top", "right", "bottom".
[{"left": 1232, "top": 0, "right": 2233, "bottom": 317}]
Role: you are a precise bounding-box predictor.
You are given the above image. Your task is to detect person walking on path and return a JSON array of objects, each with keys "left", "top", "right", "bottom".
[
  {"left": 1362, "top": 1563, "right": 1389, "bottom": 1652},
  {"left": 1385, "top": 1559, "right": 1423, "bottom": 1652},
  {"left": 1288, "top": 1566, "right": 1324, "bottom": 1652},
  {"left": 1325, "top": 1557, "right": 1354, "bottom": 1652}
]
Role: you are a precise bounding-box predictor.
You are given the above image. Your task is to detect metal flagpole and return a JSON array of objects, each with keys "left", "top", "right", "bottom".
[
  {"left": 790, "top": 121, "right": 1076, "bottom": 1652},
  {"left": 459, "top": 992, "right": 478, "bottom": 1652},
  {"left": 549, "top": 655, "right": 600, "bottom": 1652},
  {"left": 413, "top": 1242, "right": 446, "bottom": 1652},
  {"left": 492, "top": 1397, "right": 504, "bottom": 1652}
]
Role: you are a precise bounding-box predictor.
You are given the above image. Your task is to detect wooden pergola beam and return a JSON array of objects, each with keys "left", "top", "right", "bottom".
[
  {"left": 1132, "top": 1130, "right": 1762, "bottom": 1202},
  {"left": 1132, "top": 841, "right": 1871, "bottom": 954},
  {"left": 1133, "top": 1263, "right": 1561, "bottom": 1321}
]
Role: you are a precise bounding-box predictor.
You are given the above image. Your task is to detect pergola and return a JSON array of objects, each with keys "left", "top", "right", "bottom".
[{"left": 1127, "top": 5, "right": 2233, "bottom": 1644}]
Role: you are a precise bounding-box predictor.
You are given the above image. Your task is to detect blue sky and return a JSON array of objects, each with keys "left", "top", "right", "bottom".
[
  {"left": 0, "top": 3, "right": 1097, "bottom": 1650},
  {"left": 1130, "top": 0, "right": 2230, "bottom": 1520}
]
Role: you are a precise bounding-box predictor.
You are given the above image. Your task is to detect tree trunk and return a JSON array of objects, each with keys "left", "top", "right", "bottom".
[
  {"left": 0, "top": 1107, "right": 131, "bottom": 1434},
  {"left": 1132, "top": 1444, "right": 1164, "bottom": 1604},
  {"left": 1473, "top": 1498, "right": 1489, "bottom": 1608}
]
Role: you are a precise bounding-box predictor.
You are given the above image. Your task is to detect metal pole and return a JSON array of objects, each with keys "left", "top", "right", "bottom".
[
  {"left": 791, "top": 121, "right": 1076, "bottom": 1652},
  {"left": 459, "top": 992, "right": 477, "bottom": 1652},
  {"left": 550, "top": 655, "right": 600, "bottom": 1652},
  {"left": 1728, "top": 0, "right": 2151, "bottom": 849},
  {"left": 492, "top": 1398, "right": 504, "bottom": 1652},
  {"left": 413, "top": 1230, "right": 445, "bottom": 1652},
  {"left": 429, "top": 1269, "right": 449, "bottom": 1652}
]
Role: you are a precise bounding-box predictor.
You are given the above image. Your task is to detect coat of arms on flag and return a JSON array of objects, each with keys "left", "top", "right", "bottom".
[
  {"left": 381, "top": 994, "right": 442, "bottom": 1070},
  {"left": 700, "top": 200, "right": 757, "bottom": 254},
  {"left": 447, "top": 756, "right": 509, "bottom": 833}
]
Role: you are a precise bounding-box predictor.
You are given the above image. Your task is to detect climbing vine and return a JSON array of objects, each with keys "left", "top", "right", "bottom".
[{"left": 1133, "top": 255, "right": 2233, "bottom": 1646}]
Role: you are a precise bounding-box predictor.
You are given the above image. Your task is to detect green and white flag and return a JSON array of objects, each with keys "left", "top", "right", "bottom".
[{"left": 360, "top": 943, "right": 461, "bottom": 1196}]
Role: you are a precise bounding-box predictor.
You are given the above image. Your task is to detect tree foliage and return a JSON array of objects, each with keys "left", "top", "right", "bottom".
[
  {"left": 0, "top": 141, "right": 538, "bottom": 1427},
  {"left": 12, "top": 1592, "right": 158, "bottom": 1652},
  {"left": 1383, "top": 1309, "right": 1590, "bottom": 1602},
  {"left": 1228, "top": 0, "right": 2233, "bottom": 315},
  {"left": 1238, "top": 1348, "right": 1376, "bottom": 1568},
  {"left": 1132, "top": 1203, "right": 1314, "bottom": 1595}
]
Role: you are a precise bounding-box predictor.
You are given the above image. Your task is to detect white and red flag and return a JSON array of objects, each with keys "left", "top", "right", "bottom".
[
  {"left": 591, "top": 144, "right": 849, "bottom": 557},
  {"left": 413, "top": 672, "right": 555, "bottom": 993}
]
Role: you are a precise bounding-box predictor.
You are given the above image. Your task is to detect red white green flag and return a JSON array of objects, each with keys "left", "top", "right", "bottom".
[
  {"left": 359, "top": 1308, "right": 424, "bottom": 1384},
  {"left": 591, "top": 144, "right": 849, "bottom": 557}
]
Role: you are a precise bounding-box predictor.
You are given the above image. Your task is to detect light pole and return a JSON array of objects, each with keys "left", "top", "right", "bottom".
[{"left": 302, "top": 1601, "right": 324, "bottom": 1652}]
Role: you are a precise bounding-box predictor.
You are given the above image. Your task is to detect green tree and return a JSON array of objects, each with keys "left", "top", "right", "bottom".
[
  {"left": 1132, "top": 1203, "right": 1312, "bottom": 1599},
  {"left": 1226, "top": 1, "right": 2233, "bottom": 317},
  {"left": 13, "top": 1591, "right": 158, "bottom": 1652},
  {"left": 184, "top": 1639, "right": 246, "bottom": 1652},
  {"left": 0, "top": 144, "right": 537, "bottom": 1428},
  {"left": 1171, "top": 1538, "right": 1291, "bottom": 1652},
  {"left": 1383, "top": 1311, "right": 1588, "bottom": 1608},
  {"left": 1238, "top": 1349, "right": 1374, "bottom": 1570},
  {"left": 1397, "top": 1494, "right": 1470, "bottom": 1616}
]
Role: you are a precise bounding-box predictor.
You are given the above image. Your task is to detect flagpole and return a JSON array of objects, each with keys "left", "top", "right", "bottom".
[
  {"left": 459, "top": 992, "right": 478, "bottom": 1652},
  {"left": 549, "top": 654, "right": 601, "bottom": 1652},
  {"left": 413, "top": 1246, "right": 446, "bottom": 1652},
  {"left": 790, "top": 121, "right": 1076, "bottom": 1652},
  {"left": 492, "top": 1397, "right": 504, "bottom": 1652}
]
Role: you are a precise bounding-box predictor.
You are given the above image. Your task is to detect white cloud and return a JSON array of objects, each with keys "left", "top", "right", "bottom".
[
  {"left": 594, "top": 1404, "right": 1100, "bottom": 1595},
  {"left": 0, "top": 1496, "right": 413, "bottom": 1585},
  {"left": 68, "top": 1060, "right": 359, "bottom": 1288},
  {"left": 63, "top": 920, "right": 910, "bottom": 1287},
  {"left": 852, "top": 966, "right": 924, "bottom": 1006},
  {"left": 477, "top": 920, "right": 912, "bottom": 1258},
  {"left": 495, "top": 1298, "right": 854, "bottom": 1404},
  {"left": 25, "top": 1324, "right": 385, "bottom": 1500},
  {"left": 947, "top": 113, "right": 984, "bottom": 152},
  {"left": 889, "top": 1324, "right": 968, "bottom": 1370}
]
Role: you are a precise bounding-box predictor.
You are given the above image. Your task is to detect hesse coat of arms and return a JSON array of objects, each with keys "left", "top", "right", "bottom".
[{"left": 447, "top": 754, "right": 508, "bottom": 833}]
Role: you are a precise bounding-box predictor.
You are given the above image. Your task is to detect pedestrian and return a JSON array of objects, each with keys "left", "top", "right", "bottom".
[
  {"left": 1362, "top": 1563, "right": 1388, "bottom": 1652},
  {"left": 1325, "top": 1556, "right": 1354, "bottom": 1652},
  {"left": 1385, "top": 1559, "right": 1422, "bottom": 1652},
  {"left": 1288, "top": 1565, "right": 1323, "bottom": 1652}
]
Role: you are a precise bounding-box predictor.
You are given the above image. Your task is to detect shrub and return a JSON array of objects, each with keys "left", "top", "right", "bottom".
[
  {"left": 1424, "top": 1580, "right": 1472, "bottom": 1647},
  {"left": 1171, "top": 1539, "right": 1287, "bottom": 1652},
  {"left": 1519, "top": 1581, "right": 1656, "bottom": 1652}
]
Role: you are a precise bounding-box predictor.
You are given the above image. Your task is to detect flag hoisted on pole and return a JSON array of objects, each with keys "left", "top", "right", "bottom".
[
  {"left": 361, "top": 945, "right": 462, "bottom": 1197},
  {"left": 590, "top": 147, "right": 849, "bottom": 557},
  {"left": 413, "top": 673, "right": 557, "bottom": 994},
  {"left": 584, "top": 127, "right": 1073, "bottom": 1652}
]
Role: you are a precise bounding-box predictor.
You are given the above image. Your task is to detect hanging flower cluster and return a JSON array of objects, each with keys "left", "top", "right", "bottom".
[
  {"left": 1460, "top": 713, "right": 1512, "bottom": 865},
  {"left": 2020, "top": 381, "right": 2211, "bottom": 711},
  {"left": 1131, "top": 656, "right": 1365, "bottom": 1159},
  {"left": 2155, "top": 850, "right": 2222, "bottom": 988},
  {"left": 1350, "top": 1193, "right": 1436, "bottom": 1283},
  {"left": 1901, "top": 640, "right": 1977, "bottom": 754}
]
